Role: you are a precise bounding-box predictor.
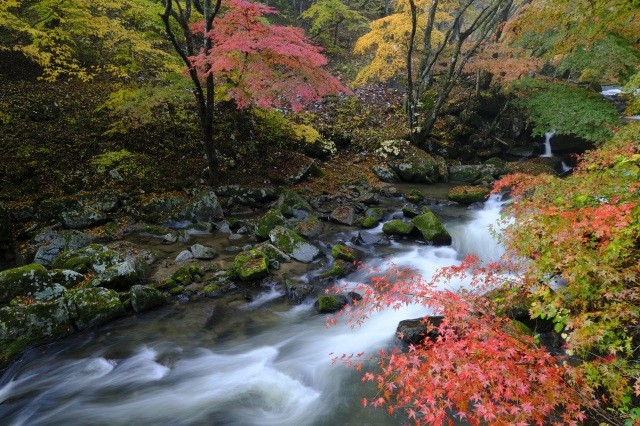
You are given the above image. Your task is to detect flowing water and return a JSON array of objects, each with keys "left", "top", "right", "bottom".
[{"left": 0, "top": 195, "right": 506, "bottom": 426}]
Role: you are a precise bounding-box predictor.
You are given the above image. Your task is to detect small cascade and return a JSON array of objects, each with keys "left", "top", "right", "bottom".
[
  {"left": 540, "top": 130, "right": 556, "bottom": 158},
  {"left": 561, "top": 161, "right": 573, "bottom": 173}
]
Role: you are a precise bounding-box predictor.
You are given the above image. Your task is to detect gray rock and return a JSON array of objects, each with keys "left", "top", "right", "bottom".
[
  {"left": 60, "top": 207, "right": 109, "bottom": 229},
  {"left": 285, "top": 280, "right": 315, "bottom": 304},
  {"left": 397, "top": 316, "right": 443, "bottom": 344},
  {"left": 293, "top": 215, "right": 324, "bottom": 239},
  {"left": 355, "top": 231, "right": 390, "bottom": 246},
  {"left": 130, "top": 285, "right": 166, "bottom": 313},
  {"left": 330, "top": 205, "right": 357, "bottom": 226},
  {"left": 379, "top": 141, "right": 448, "bottom": 183},
  {"left": 91, "top": 261, "right": 140, "bottom": 291},
  {"left": 175, "top": 250, "right": 194, "bottom": 263},
  {"left": 290, "top": 243, "right": 321, "bottom": 263},
  {"left": 32, "top": 229, "right": 93, "bottom": 267},
  {"left": 173, "top": 191, "right": 224, "bottom": 223},
  {"left": 189, "top": 244, "right": 217, "bottom": 260}
]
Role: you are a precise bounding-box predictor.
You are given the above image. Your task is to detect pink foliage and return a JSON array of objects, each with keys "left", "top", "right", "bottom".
[{"left": 189, "top": 0, "right": 350, "bottom": 111}]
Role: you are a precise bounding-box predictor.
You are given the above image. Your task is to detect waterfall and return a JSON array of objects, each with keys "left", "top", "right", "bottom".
[{"left": 540, "top": 130, "right": 556, "bottom": 158}]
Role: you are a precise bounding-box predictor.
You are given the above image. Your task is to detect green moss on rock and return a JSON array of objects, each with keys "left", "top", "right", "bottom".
[
  {"left": 130, "top": 285, "right": 166, "bottom": 313},
  {"left": 314, "top": 295, "right": 348, "bottom": 313},
  {"left": 255, "top": 209, "right": 287, "bottom": 239},
  {"left": 293, "top": 215, "right": 323, "bottom": 239},
  {"left": 411, "top": 209, "right": 452, "bottom": 245},
  {"left": 319, "top": 260, "right": 351, "bottom": 278},
  {"left": 382, "top": 220, "right": 416, "bottom": 235},
  {"left": 233, "top": 249, "right": 269, "bottom": 282},
  {"left": 356, "top": 216, "right": 379, "bottom": 229},
  {"left": 65, "top": 287, "right": 126, "bottom": 331},
  {"left": 447, "top": 185, "right": 490, "bottom": 204},
  {"left": 0, "top": 263, "right": 53, "bottom": 304},
  {"left": 331, "top": 244, "right": 356, "bottom": 262}
]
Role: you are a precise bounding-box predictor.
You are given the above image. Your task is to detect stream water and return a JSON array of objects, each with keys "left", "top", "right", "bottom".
[{"left": 0, "top": 194, "right": 506, "bottom": 425}]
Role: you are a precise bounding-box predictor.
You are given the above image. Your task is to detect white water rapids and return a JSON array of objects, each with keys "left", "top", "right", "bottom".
[{"left": 0, "top": 196, "right": 506, "bottom": 426}]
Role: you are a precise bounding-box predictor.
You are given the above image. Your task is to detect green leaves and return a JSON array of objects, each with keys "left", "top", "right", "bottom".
[{"left": 512, "top": 78, "right": 620, "bottom": 143}]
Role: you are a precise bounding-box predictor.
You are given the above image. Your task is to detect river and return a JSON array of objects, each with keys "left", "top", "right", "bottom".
[{"left": 0, "top": 193, "right": 506, "bottom": 425}]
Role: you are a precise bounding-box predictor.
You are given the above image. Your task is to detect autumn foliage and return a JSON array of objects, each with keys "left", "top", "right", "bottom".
[
  {"left": 189, "top": 0, "right": 350, "bottom": 111},
  {"left": 333, "top": 123, "right": 640, "bottom": 424}
]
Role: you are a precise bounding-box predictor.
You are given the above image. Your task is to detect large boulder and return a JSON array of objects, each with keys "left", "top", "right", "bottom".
[
  {"left": 411, "top": 209, "right": 452, "bottom": 245},
  {"left": 31, "top": 228, "right": 93, "bottom": 267},
  {"left": 448, "top": 164, "right": 500, "bottom": 183},
  {"left": 269, "top": 226, "right": 320, "bottom": 263},
  {"left": 377, "top": 140, "right": 448, "bottom": 183},
  {"left": 0, "top": 263, "right": 55, "bottom": 304},
  {"left": 217, "top": 185, "right": 279, "bottom": 208},
  {"left": 0, "top": 298, "right": 74, "bottom": 367},
  {"left": 172, "top": 191, "right": 224, "bottom": 223},
  {"left": 255, "top": 209, "right": 287, "bottom": 239},
  {"left": 65, "top": 287, "right": 126, "bottom": 330},
  {"left": 233, "top": 249, "right": 269, "bottom": 282},
  {"left": 330, "top": 205, "right": 357, "bottom": 226},
  {"left": 130, "top": 285, "right": 166, "bottom": 313},
  {"left": 277, "top": 190, "right": 313, "bottom": 218},
  {"left": 447, "top": 185, "right": 490, "bottom": 204},
  {"left": 382, "top": 220, "right": 416, "bottom": 236},
  {"left": 293, "top": 215, "right": 324, "bottom": 239}
]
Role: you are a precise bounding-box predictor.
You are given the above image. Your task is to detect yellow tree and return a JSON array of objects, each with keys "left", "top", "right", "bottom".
[
  {"left": 354, "top": 0, "right": 515, "bottom": 149},
  {"left": 0, "top": 0, "right": 176, "bottom": 80}
]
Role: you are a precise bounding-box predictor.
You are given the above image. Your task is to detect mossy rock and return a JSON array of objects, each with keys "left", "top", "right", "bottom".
[
  {"left": 203, "top": 283, "right": 222, "bottom": 298},
  {"left": 411, "top": 209, "right": 452, "bottom": 245},
  {"left": 314, "top": 295, "right": 348, "bottom": 313},
  {"left": 170, "top": 265, "right": 195, "bottom": 284},
  {"left": 405, "top": 189, "right": 424, "bottom": 204},
  {"left": 169, "top": 286, "right": 184, "bottom": 295},
  {"left": 402, "top": 204, "right": 422, "bottom": 218},
  {"left": 277, "top": 190, "right": 312, "bottom": 218},
  {"left": 254, "top": 242, "right": 291, "bottom": 262},
  {"left": 51, "top": 244, "right": 120, "bottom": 273},
  {"left": 65, "top": 287, "right": 126, "bottom": 331},
  {"left": 293, "top": 215, "right": 323, "bottom": 239},
  {"left": 331, "top": 244, "right": 356, "bottom": 262},
  {"left": 233, "top": 249, "right": 269, "bottom": 282},
  {"left": 447, "top": 185, "right": 490, "bottom": 204},
  {"left": 356, "top": 216, "right": 379, "bottom": 229},
  {"left": 382, "top": 220, "right": 416, "bottom": 236},
  {"left": 0, "top": 298, "right": 74, "bottom": 368},
  {"left": 319, "top": 260, "right": 351, "bottom": 279},
  {"left": 49, "top": 269, "right": 85, "bottom": 288},
  {"left": 91, "top": 261, "right": 141, "bottom": 291},
  {"left": 268, "top": 226, "right": 311, "bottom": 257},
  {"left": 255, "top": 209, "right": 286, "bottom": 239},
  {"left": 506, "top": 161, "right": 556, "bottom": 176},
  {"left": 0, "top": 263, "right": 53, "bottom": 304},
  {"left": 364, "top": 207, "right": 384, "bottom": 221},
  {"left": 130, "top": 285, "right": 166, "bottom": 313}
]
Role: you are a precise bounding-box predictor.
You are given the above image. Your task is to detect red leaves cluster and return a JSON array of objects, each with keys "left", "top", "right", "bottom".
[
  {"left": 332, "top": 259, "right": 591, "bottom": 425},
  {"left": 189, "top": 0, "right": 350, "bottom": 111}
]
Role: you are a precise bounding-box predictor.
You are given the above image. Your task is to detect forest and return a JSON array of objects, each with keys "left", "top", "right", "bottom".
[{"left": 0, "top": 0, "right": 639, "bottom": 424}]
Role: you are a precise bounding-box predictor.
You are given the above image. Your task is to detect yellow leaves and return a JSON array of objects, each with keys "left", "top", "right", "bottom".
[{"left": 353, "top": 0, "right": 449, "bottom": 85}]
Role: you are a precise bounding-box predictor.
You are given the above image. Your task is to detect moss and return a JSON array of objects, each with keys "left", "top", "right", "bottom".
[
  {"left": 188, "top": 264, "right": 201, "bottom": 277},
  {"left": 203, "top": 283, "right": 221, "bottom": 297},
  {"left": 447, "top": 185, "right": 490, "bottom": 204},
  {"left": 65, "top": 287, "right": 126, "bottom": 331},
  {"left": 293, "top": 215, "right": 323, "bottom": 239},
  {"left": 356, "top": 216, "right": 379, "bottom": 229},
  {"left": 405, "top": 189, "right": 424, "bottom": 204},
  {"left": 130, "top": 285, "right": 166, "bottom": 313},
  {"left": 365, "top": 207, "right": 384, "bottom": 220},
  {"left": 314, "top": 295, "right": 348, "bottom": 313},
  {"left": 255, "top": 209, "right": 286, "bottom": 239},
  {"left": 411, "top": 209, "right": 452, "bottom": 245},
  {"left": 319, "top": 260, "right": 349, "bottom": 278},
  {"left": 269, "top": 226, "right": 306, "bottom": 254},
  {"left": 331, "top": 244, "right": 356, "bottom": 262},
  {"left": 382, "top": 220, "right": 416, "bottom": 235},
  {"left": 169, "top": 286, "right": 184, "bottom": 295},
  {"left": 0, "top": 263, "right": 53, "bottom": 304},
  {"left": 171, "top": 266, "right": 192, "bottom": 284},
  {"left": 233, "top": 249, "right": 269, "bottom": 282},
  {"left": 277, "top": 190, "right": 312, "bottom": 218},
  {"left": 90, "top": 149, "right": 160, "bottom": 187}
]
